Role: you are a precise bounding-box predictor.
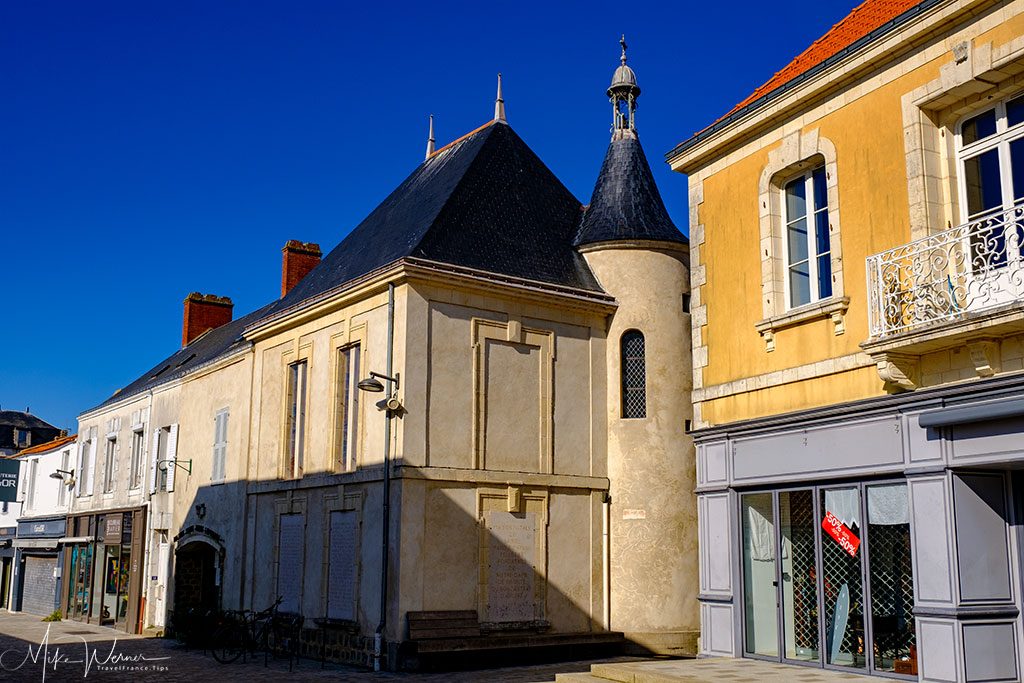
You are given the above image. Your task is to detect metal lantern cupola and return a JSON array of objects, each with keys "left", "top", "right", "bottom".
[{"left": 609, "top": 35, "right": 640, "bottom": 133}]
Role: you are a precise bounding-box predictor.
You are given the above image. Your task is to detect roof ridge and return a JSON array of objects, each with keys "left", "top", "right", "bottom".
[
  {"left": 428, "top": 119, "right": 496, "bottom": 159},
  {"left": 674, "top": 0, "right": 924, "bottom": 150},
  {"left": 17, "top": 433, "right": 76, "bottom": 455}
]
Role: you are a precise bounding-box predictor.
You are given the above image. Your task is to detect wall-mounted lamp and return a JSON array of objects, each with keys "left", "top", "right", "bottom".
[
  {"left": 49, "top": 469, "right": 75, "bottom": 486},
  {"left": 157, "top": 459, "right": 193, "bottom": 475},
  {"left": 358, "top": 371, "right": 403, "bottom": 412},
  {"left": 357, "top": 371, "right": 400, "bottom": 393}
]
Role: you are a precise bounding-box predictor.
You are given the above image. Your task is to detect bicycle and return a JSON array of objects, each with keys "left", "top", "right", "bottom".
[{"left": 211, "top": 596, "right": 285, "bottom": 664}]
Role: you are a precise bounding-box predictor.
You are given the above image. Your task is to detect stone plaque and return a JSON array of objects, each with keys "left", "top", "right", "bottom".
[
  {"left": 327, "top": 511, "right": 357, "bottom": 620},
  {"left": 485, "top": 511, "right": 537, "bottom": 622},
  {"left": 277, "top": 514, "right": 304, "bottom": 613}
]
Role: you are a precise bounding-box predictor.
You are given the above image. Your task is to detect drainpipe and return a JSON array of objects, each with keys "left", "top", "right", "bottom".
[
  {"left": 374, "top": 282, "right": 396, "bottom": 672},
  {"left": 603, "top": 492, "right": 611, "bottom": 630}
]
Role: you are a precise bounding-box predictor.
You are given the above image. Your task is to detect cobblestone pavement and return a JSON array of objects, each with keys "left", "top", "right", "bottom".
[{"left": 0, "top": 611, "right": 633, "bottom": 682}]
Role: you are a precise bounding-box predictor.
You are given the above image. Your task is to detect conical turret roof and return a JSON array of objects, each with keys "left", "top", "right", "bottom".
[{"left": 575, "top": 133, "right": 687, "bottom": 247}]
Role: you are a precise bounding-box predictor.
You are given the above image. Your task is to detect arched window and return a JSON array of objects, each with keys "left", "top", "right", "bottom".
[{"left": 621, "top": 330, "right": 646, "bottom": 419}]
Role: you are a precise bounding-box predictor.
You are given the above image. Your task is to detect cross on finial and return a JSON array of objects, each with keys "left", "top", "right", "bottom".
[{"left": 620, "top": 34, "right": 628, "bottom": 65}]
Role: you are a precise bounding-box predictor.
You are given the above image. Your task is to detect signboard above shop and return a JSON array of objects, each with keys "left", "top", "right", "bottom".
[{"left": 0, "top": 460, "right": 19, "bottom": 503}]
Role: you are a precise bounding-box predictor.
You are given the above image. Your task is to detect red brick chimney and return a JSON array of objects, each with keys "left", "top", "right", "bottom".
[
  {"left": 281, "top": 240, "right": 322, "bottom": 298},
  {"left": 182, "top": 293, "right": 233, "bottom": 347}
]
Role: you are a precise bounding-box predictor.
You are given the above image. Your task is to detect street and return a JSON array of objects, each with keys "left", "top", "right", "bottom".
[{"left": 0, "top": 611, "right": 628, "bottom": 682}]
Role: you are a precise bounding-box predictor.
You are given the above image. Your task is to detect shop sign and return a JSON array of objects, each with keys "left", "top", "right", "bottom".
[
  {"left": 105, "top": 515, "right": 123, "bottom": 544},
  {"left": 0, "top": 460, "right": 19, "bottom": 503},
  {"left": 822, "top": 510, "right": 860, "bottom": 557},
  {"left": 16, "top": 518, "right": 66, "bottom": 538}
]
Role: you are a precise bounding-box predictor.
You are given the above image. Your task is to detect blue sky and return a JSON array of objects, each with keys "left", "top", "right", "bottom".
[{"left": 2, "top": 0, "right": 853, "bottom": 431}]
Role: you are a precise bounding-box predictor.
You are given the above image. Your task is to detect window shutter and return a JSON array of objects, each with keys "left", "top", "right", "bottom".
[
  {"left": 17, "top": 460, "right": 27, "bottom": 500},
  {"left": 213, "top": 410, "right": 228, "bottom": 482},
  {"left": 149, "top": 431, "right": 160, "bottom": 494},
  {"left": 166, "top": 424, "right": 179, "bottom": 492},
  {"left": 212, "top": 413, "right": 221, "bottom": 482},
  {"left": 86, "top": 440, "right": 95, "bottom": 496},
  {"left": 76, "top": 442, "right": 85, "bottom": 497},
  {"left": 111, "top": 438, "right": 120, "bottom": 491}
]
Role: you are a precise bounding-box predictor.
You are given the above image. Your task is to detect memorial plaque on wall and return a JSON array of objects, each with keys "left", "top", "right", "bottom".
[
  {"left": 277, "top": 514, "right": 304, "bottom": 613},
  {"left": 485, "top": 511, "right": 537, "bottom": 622},
  {"left": 327, "top": 511, "right": 358, "bottom": 620}
]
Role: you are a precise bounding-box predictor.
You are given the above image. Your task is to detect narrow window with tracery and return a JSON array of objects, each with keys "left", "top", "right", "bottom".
[{"left": 621, "top": 330, "right": 646, "bottom": 419}]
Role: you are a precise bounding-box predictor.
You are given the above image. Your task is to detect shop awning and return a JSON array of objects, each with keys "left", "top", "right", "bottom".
[
  {"left": 12, "top": 538, "right": 59, "bottom": 549},
  {"left": 918, "top": 397, "right": 1024, "bottom": 428},
  {"left": 58, "top": 536, "right": 94, "bottom": 544}
]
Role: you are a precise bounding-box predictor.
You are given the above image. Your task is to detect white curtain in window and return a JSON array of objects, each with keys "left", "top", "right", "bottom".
[
  {"left": 824, "top": 488, "right": 860, "bottom": 528},
  {"left": 867, "top": 483, "right": 910, "bottom": 525},
  {"left": 746, "top": 502, "right": 775, "bottom": 562}
]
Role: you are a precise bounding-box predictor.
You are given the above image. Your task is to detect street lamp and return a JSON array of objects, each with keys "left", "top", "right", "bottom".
[
  {"left": 358, "top": 371, "right": 402, "bottom": 412},
  {"left": 50, "top": 468, "right": 75, "bottom": 489},
  {"left": 358, "top": 371, "right": 400, "bottom": 394}
]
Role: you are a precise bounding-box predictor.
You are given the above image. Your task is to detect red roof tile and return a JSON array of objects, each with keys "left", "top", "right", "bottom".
[
  {"left": 15, "top": 434, "right": 76, "bottom": 456},
  {"left": 690, "top": 0, "right": 923, "bottom": 143}
]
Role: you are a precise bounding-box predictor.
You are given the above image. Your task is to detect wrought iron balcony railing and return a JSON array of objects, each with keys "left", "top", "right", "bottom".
[{"left": 867, "top": 205, "right": 1024, "bottom": 339}]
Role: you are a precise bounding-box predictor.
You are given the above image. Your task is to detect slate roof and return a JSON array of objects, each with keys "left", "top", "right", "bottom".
[
  {"left": 261, "top": 119, "right": 601, "bottom": 321},
  {"left": 0, "top": 411, "right": 61, "bottom": 452},
  {"left": 0, "top": 411, "right": 57, "bottom": 432},
  {"left": 86, "top": 119, "right": 605, "bottom": 414},
  {"left": 88, "top": 303, "right": 274, "bottom": 412},
  {"left": 576, "top": 133, "right": 686, "bottom": 247},
  {"left": 668, "top": 0, "right": 927, "bottom": 158}
]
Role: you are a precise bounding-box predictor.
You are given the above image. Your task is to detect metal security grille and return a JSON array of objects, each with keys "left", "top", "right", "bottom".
[
  {"left": 621, "top": 331, "right": 646, "bottom": 418},
  {"left": 21, "top": 555, "right": 57, "bottom": 616},
  {"left": 782, "top": 494, "right": 818, "bottom": 654},
  {"left": 821, "top": 523, "right": 865, "bottom": 666},
  {"left": 868, "top": 523, "right": 915, "bottom": 669}
]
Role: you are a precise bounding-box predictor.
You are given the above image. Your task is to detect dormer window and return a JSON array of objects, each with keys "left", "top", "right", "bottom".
[{"left": 14, "top": 429, "right": 29, "bottom": 448}]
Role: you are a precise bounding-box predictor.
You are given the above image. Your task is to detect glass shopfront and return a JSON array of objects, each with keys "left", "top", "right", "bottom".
[
  {"left": 740, "top": 481, "right": 916, "bottom": 677},
  {"left": 62, "top": 508, "right": 145, "bottom": 633}
]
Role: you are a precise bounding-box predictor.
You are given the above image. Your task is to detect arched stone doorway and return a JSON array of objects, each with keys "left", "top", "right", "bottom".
[{"left": 173, "top": 526, "right": 224, "bottom": 616}]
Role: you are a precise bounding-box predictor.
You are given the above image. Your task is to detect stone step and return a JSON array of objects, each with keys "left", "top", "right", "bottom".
[
  {"left": 554, "top": 674, "right": 617, "bottom": 683},
  {"left": 590, "top": 662, "right": 699, "bottom": 683}
]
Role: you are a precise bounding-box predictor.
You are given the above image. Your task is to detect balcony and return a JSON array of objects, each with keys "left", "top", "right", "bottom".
[{"left": 863, "top": 206, "right": 1024, "bottom": 391}]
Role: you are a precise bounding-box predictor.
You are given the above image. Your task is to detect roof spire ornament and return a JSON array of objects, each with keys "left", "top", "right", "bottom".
[
  {"left": 425, "top": 114, "right": 435, "bottom": 160},
  {"left": 494, "top": 73, "right": 506, "bottom": 123},
  {"left": 608, "top": 35, "right": 640, "bottom": 138}
]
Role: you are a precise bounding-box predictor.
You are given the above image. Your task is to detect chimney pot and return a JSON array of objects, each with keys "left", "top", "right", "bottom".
[
  {"left": 182, "top": 292, "right": 234, "bottom": 347},
  {"left": 281, "top": 240, "right": 322, "bottom": 298}
]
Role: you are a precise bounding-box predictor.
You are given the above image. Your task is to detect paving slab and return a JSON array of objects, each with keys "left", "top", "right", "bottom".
[{"left": 576, "top": 658, "right": 872, "bottom": 682}]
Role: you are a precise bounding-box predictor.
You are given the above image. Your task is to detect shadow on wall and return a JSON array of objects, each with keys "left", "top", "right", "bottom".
[{"left": 166, "top": 465, "right": 642, "bottom": 671}]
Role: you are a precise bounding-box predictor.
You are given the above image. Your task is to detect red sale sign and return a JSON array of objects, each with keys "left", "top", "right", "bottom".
[{"left": 822, "top": 511, "right": 860, "bottom": 557}]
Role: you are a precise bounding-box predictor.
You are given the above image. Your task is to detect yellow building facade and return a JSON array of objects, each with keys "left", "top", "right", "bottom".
[{"left": 670, "top": 1, "right": 1024, "bottom": 680}]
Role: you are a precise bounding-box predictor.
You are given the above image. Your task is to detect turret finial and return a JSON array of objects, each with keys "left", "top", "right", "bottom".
[
  {"left": 494, "top": 73, "right": 506, "bottom": 122},
  {"left": 609, "top": 35, "right": 640, "bottom": 136},
  {"left": 425, "top": 114, "right": 435, "bottom": 160}
]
